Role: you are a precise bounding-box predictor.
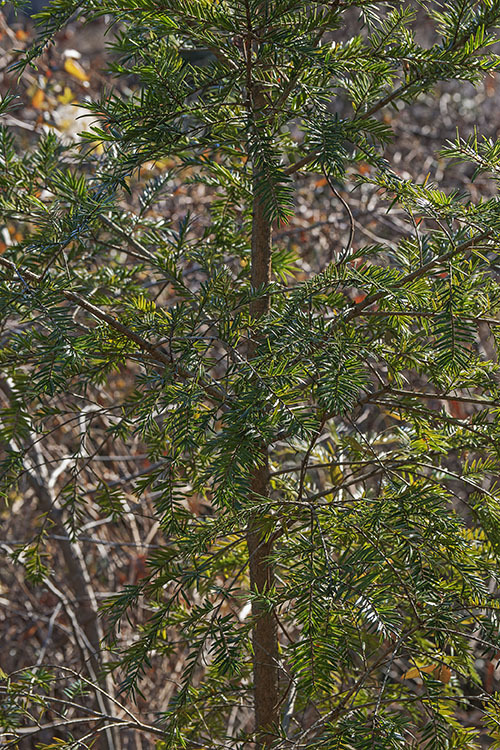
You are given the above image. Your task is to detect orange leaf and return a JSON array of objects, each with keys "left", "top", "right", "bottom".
[
  {"left": 64, "top": 58, "right": 89, "bottom": 83},
  {"left": 22, "top": 624, "right": 38, "bottom": 640},
  {"left": 448, "top": 399, "right": 467, "bottom": 419},
  {"left": 31, "top": 88, "right": 45, "bottom": 110}
]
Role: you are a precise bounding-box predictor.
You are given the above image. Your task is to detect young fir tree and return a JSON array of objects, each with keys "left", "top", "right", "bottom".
[{"left": 4, "top": 0, "right": 500, "bottom": 748}]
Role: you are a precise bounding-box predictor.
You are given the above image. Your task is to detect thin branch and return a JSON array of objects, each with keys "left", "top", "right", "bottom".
[
  {"left": 386, "top": 387, "right": 500, "bottom": 408},
  {"left": 343, "top": 229, "right": 494, "bottom": 323},
  {"left": 322, "top": 166, "right": 355, "bottom": 263},
  {"left": 0, "top": 255, "right": 227, "bottom": 406}
]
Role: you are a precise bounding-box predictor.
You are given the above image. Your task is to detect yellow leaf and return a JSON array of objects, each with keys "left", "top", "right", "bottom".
[
  {"left": 330, "top": 464, "right": 344, "bottom": 484},
  {"left": 57, "top": 86, "right": 75, "bottom": 105},
  {"left": 403, "top": 664, "right": 437, "bottom": 679},
  {"left": 64, "top": 58, "right": 89, "bottom": 83},
  {"left": 31, "top": 88, "right": 45, "bottom": 109}
]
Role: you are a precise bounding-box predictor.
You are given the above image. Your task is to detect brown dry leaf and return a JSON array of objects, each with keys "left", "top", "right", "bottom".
[
  {"left": 64, "top": 58, "right": 90, "bottom": 83},
  {"left": 436, "top": 665, "right": 452, "bottom": 683},
  {"left": 31, "top": 88, "right": 45, "bottom": 110},
  {"left": 486, "top": 72, "right": 497, "bottom": 97}
]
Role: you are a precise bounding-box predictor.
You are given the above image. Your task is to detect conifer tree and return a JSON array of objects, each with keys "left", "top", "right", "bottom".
[{"left": 3, "top": 1, "right": 500, "bottom": 748}]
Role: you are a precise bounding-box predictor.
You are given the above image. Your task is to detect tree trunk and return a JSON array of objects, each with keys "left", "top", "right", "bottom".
[{"left": 247, "top": 185, "right": 280, "bottom": 747}]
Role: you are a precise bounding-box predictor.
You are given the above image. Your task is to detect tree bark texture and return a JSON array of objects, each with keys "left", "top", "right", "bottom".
[{"left": 247, "top": 186, "right": 280, "bottom": 747}]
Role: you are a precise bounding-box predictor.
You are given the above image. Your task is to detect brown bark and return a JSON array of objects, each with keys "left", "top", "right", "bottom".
[
  {"left": 247, "top": 184, "right": 280, "bottom": 747},
  {"left": 249, "top": 191, "right": 273, "bottom": 324},
  {"left": 247, "top": 461, "right": 279, "bottom": 748},
  {"left": 243, "top": 1, "right": 280, "bottom": 738}
]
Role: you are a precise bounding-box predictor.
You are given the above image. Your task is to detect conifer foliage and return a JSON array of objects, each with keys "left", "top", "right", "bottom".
[{"left": 4, "top": 0, "right": 500, "bottom": 747}]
